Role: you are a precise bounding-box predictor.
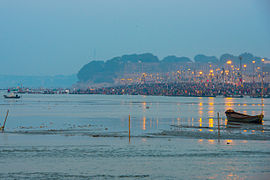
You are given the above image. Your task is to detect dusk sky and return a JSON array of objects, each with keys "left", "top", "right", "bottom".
[{"left": 0, "top": 0, "right": 269, "bottom": 76}]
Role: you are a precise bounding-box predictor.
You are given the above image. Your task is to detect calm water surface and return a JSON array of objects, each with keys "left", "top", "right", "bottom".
[{"left": 0, "top": 91, "right": 269, "bottom": 179}]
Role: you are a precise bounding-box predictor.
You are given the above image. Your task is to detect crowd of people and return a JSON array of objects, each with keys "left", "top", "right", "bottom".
[{"left": 73, "top": 82, "right": 270, "bottom": 97}]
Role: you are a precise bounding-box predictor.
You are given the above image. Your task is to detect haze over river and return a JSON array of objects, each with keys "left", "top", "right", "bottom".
[{"left": 0, "top": 91, "right": 269, "bottom": 179}]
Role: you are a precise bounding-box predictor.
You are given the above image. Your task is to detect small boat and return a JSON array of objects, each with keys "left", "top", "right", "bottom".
[
  {"left": 225, "top": 109, "right": 263, "bottom": 124},
  {"left": 250, "top": 94, "right": 270, "bottom": 98},
  {"left": 3, "top": 93, "right": 20, "bottom": 99},
  {"left": 224, "top": 94, "right": 243, "bottom": 98}
]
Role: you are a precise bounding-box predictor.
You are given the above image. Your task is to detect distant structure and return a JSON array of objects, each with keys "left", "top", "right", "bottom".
[{"left": 77, "top": 52, "right": 269, "bottom": 88}]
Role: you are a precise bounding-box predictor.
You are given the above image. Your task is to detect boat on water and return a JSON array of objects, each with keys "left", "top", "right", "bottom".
[
  {"left": 3, "top": 93, "right": 20, "bottom": 99},
  {"left": 224, "top": 57, "right": 265, "bottom": 124},
  {"left": 250, "top": 94, "right": 270, "bottom": 98},
  {"left": 225, "top": 109, "right": 263, "bottom": 124},
  {"left": 224, "top": 94, "right": 243, "bottom": 98}
]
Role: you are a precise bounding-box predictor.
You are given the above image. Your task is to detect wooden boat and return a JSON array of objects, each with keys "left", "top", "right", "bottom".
[
  {"left": 3, "top": 93, "right": 20, "bottom": 99},
  {"left": 225, "top": 109, "right": 263, "bottom": 124}
]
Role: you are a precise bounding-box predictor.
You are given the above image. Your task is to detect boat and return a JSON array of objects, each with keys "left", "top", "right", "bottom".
[
  {"left": 3, "top": 93, "right": 20, "bottom": 99},
  {"left": 225, "top": 58, "right": 265, "bottom": 124},
  {"left": 250, "top": 94, "right": 270, "bottom": 98},
  {"left": 224, "top": 94, "right": 243, "bottom": 98},
  {"left": 225, "top": 109, "right": 263, "bottom": 124}
]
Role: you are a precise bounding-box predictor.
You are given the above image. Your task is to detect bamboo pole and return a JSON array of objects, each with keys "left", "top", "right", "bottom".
[
  {"left": 217, "top": 112, "right": 220, "bottom": 142},
  {"left": 261, "top": 73, "right": 264, "bottom": 114},
  {"left": 2, "top": 110, "right": 9, "bottom": 132},
  {"left": 129, "top": 114, "right": 131, "bottom": 143}
]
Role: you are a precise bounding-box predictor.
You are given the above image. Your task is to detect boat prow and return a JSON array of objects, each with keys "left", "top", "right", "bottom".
[{"left": 225, "top": 109, "right": 263, "bottom": 124}]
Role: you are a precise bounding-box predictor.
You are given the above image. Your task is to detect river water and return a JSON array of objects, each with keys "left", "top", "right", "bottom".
[{"left": 0, "top": 91, "right": 269, "bottom": 179}]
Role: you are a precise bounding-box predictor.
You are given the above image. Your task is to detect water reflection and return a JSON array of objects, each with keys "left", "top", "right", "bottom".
[
  {"left": 198, "top": 139, "right": 203, "bottom": 143},
  {"left": 128, "top": 96, "right": 267, "bottom": 139},
  {"left": 226, "top": 139, "right": 234, "bottom": 144},
  {"left": 198, "top": 99, "right": 204, "bottom": 117},
  {"left": 142, "top": 101, "right": 147, "bottom": 111},
  {"left": 208, "top": 139, "right": 215, "bottom": 144},
  {"left": 208, "top": 97, "right": 215, "bottom": 117},
  {"left": 199, "top": 118, "right": 202, "bottom": 127},
  {"left": 225, "top": 97, "right": 235, "bottom": 110},
  {"left": 142, "top": 116, "right": 146, "bottom": 130},
  {"left": 140, "top": 116, "right": 160, "bottom": 131},
  {"left": 177, "top": 118, "right": 181, "bottom": 126},
  {"left": 208, "top": 118, "right": 214, "bottom": 128},
  {"left": 226, "top": 173, "right": 240, "bottom": 179}
]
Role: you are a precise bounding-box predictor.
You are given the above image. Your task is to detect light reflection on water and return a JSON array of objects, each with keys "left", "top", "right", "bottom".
[
  {"left": 198, "top": 139, "right": 236, "bottom": 145},
  {"left": 1, "top": 92, "right": 270, "bottom": 179},
  {"left": 0, "top": 91, "right": 269, "bottom": 139},
  {"left": 208, "top": 139, "right": 215, "bottom": 144},
  {"left": 132, "top": 96, "right": 268, "bottom": 138},
  {"left": 142, "top": 116, "right": 146, "bottom": 130}
]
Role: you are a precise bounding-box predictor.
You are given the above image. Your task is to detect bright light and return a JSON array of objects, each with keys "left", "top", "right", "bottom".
[
  {"left": 199, "top": 71, "right": 203, "bottom": 75},
  {"left": 252, "top": 61, "right": 255, "bottom": 64},
  {"left": 227, "top": 60, "right": 232, "bottom": 65},
  {"left": 210, "top": 70, "right": 213, "bottom": 73},
  {"left": 243, "top": 64, "right": 247, "bottom": 68},
  {"left": 262, "top": 59, "right": 265, "bottom": 62}
]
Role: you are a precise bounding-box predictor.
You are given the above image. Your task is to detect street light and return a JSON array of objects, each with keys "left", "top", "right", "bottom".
[
  {"left": 226, "top": 60, "right": 232, "bottom": 83},
  {"left": 261, "top": 58, "right": 265, "bottom": 100},
  {"left": 252, "top": 61, "right": 255, "bottom": 84},
  {"left": 242, "top": 64, "right": 247, "bottom": 80},
  {"left": 227, "top": 60, "right": 232, "bottom": 65}
]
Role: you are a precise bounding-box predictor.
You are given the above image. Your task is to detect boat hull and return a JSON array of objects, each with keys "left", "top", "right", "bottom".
[
  {"left": 3, "top": 95, "right": 20, "bottom": 99},
  {"left": 225, "top": 110, "right": 263, "bottom": 124},
  {"left": 224, "top": 95, "right": 243, "bottom": 98}
]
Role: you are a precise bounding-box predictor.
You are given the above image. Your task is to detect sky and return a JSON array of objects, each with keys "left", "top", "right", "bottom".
[{"left": 0, "top": 0, "right": 269, "bottom": 76}]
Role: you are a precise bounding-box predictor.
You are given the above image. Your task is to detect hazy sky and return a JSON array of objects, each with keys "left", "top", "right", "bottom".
[{"left": 0, "top": 0, "right": 269, "bottom": 75}]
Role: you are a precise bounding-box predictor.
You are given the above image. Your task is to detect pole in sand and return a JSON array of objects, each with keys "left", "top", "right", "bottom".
[
  {"left": 129, "top": 114, "right": 131, "bottom": 143},
  {"left": 1, "top": 110, "right": 9, "bottom": 132},
  {"left": 217, "top": 112, "right": 220, "bottom": 142}
]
